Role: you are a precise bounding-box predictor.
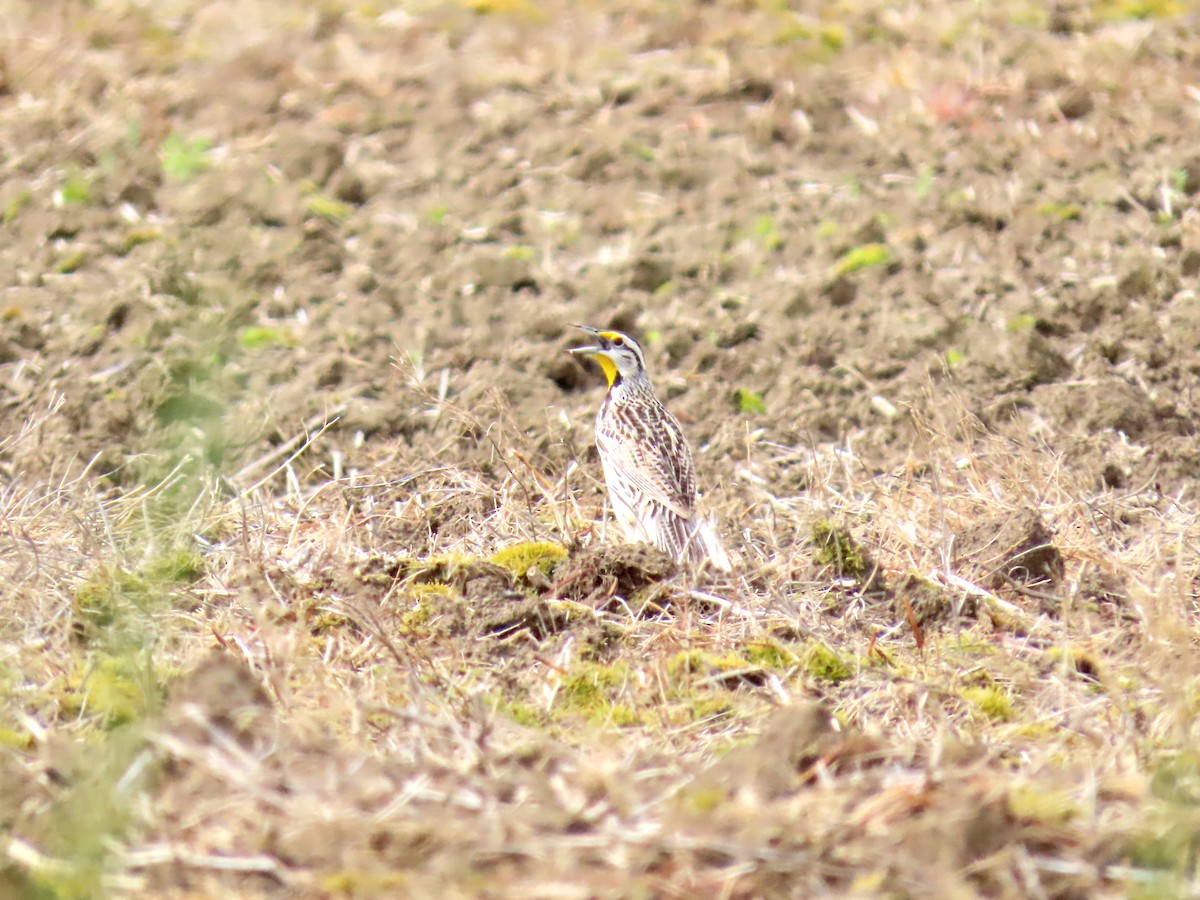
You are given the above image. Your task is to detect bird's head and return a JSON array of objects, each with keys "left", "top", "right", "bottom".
[{"left": 569, "top": 325, "right": 648, "bottom": 389}]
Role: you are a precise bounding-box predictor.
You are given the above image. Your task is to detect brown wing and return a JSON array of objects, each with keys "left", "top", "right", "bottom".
[{"left": 596, "top": 396, "right": 696, "bottom": 520}]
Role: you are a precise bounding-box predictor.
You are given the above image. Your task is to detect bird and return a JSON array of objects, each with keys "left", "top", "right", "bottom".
[{"left": 569, "top": 325, "right": 732, "bottom": 572}]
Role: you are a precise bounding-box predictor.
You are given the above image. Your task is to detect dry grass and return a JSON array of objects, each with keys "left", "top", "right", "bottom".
[{"left": 2, "top": 378, "right": 1198, "bottom": 896}]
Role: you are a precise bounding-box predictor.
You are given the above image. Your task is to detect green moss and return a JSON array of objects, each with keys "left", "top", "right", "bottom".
[
  {"left": 61, "top": 656, "right": 162, "bottom": 728},
  {"left": 310, "top": 611, "right": 351, "bottom": 634},
  {"left": 1149, "top": 753, "right": 1200, "bottom": 805},
  {"left": 744, "top": 640, "right": 801, "bottom": 670},
  {"left": 30, "top": 725, "right": 154, "bottom": 896},
  {"left": 4, "top": 190, "right": 31, "bottom": 224},
  {"left": 679, "top": 786, "right": 727, "bottom": 813},
  {"left": 74, "top": 549, "right": 204, "bottom": 638},
  {"left": 999, "top": 720, "right": 1057, "bottom": 741},
  {"left": 962, "top": 685, "right": 1014, "bottom": 721},
  {"left": 1094, "top": 0, "right": 1184, "bottom": 19},
  {"left": 238, "top": 325, "right": 297, "bottom": 350},
  {"left": 320, "top": 871, "right": 410, "bottom": 894},
  {"left": 690, "top": 696, "right": 734, "bottom": 721},
  {"left": 160, "top": 131, "right": 211, "bottom": 182},
  {"left": 73, "top": 567, "right": 155, "bottom": 631},
  {"left": 603, "top": 703, "right": 641, "bottom": 727},
  {"left": 804, "top": 643, "right": 852, "bottom": 683},
  {"left": 492, "top": 696, "right": 547, "bottom": 728},
  {"left": 0, "top": 727, "right": 33, "bottom": 750},
  {"left": 1036, "top": 202, "right": 1082, "bottom": 222},
  {"left": 141, "top": 548, "right": 205, "bottom": 584},
  {"left": 489, "top": 541, "right": 568, "bottom": 579},
  {"left": 557, "top": 662, "right": 641, "bottom": 726},
  {"left": 561, "top": 661, "right": 628, "bottom": 704},
  {"left": 465, "top": 0, "right": 546, "bottom": 20},
  {"left": 665, "top": 650, "right": 744, "bottom": 681},
  {"left": 810, "top": 520, "right": 867, "bottom": 580},
  {"left": 1008, "top": 785, "right": 1078, "bottom": 824}
]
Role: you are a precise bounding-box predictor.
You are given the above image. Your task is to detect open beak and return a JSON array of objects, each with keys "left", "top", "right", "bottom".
[{"left": 568, "top": 324, "right": 608, "bottom": 357}]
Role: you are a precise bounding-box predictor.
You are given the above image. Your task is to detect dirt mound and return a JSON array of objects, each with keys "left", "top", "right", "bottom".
[{"left": 553, "top": 543, "right": 679, "bottom": 614}]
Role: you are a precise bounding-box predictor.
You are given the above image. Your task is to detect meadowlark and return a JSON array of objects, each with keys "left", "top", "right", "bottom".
[{"left": 569, "top": 325, "right": 732, "bottom": 572}]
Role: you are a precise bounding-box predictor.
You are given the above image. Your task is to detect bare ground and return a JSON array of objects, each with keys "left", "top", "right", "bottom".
[{"left": 2, "top": 0, "right": 1200, "bottom": 896}]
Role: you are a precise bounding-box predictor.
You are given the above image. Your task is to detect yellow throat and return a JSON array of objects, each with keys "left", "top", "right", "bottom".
[
  {"left": 592, "top": 353, "right": 618, "bottom": 388},
  {"left": 594, "top": 331, "right": 627, "bottom": 388}
]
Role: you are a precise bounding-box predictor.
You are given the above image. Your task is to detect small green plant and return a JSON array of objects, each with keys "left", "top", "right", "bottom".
[
  {"left": 160, "top": 132, "right": 212, "bottom": 182},
  {"left": 1006, "top": 313, "right": 1038, "bottom": 333},
  {"left": 735, "top": 388, "right": 767, "bottom": 414},
  {"left": 120, "top": 226, "right": 162, "bottom": 254},
  {"left": 502, "top": 244, "right": 536, "bottom": 261},
  {"left": 833, "top": 243, "right": 891, "bottom": 276},
  {"left": 54, "top": 248, "right": 88, "bottom": 274},
  {"left": 237, "top": 325, "right": 296, "bottom": 351},
  {"left": 753, "top": 214, "right": 783, "bottom": 251},
  {"left": 1008, "top": 784, "right": 1078, "bottom": 825},
  {"left": 913, "top": 166, "right": 935, "bottom": 199},
  {"left": 4, "top": 190, "right": 31, "bottom": 223},
  {"left": 1036, "top": 202, "right": 1082, "bottom": 222},
  {"left": 304, "top": 193, "right": 352, "bottom": 222},
  {"left": 58, "top": 165, "right": 93, "bottom": 205}
]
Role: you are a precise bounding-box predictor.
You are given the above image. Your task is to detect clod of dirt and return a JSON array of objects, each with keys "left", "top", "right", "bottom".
[
  {"left": 398, "top": 560, "right": 585, "bottom": 644},
  {"left": 164, "top": 651, "right": 273, "bottom": 748},
  {"left": 716, "top": 322, "right": 760, "bottom": 349},
  {"left": 553, "top": 543, "right": 677, "bottom": 614},
  {"left": 628, "top": 255, "right": 673, "bottom": 293},
  {"left": 470, "top": 591, "right": 576, "bottom": 641},
  {"left": 821, "top": 275, "right": 857, "bottom": 308},
  {"left": 447, "top": 560, "right": 517, "bottom": 602},
  {"left": 473, "top": 251, "right": 535, "bottom": 290},
  {"left": 1014, "top": 333, "right": 1071, "bottom": 387},
  {"left": 701, "top": 703, "right": 879, "bottom": 800},
  {"left": 1056, "top": 86, "right": 1093, "bottom": 120},
  {"left": 892, "top": 573, "right": 977, "bottom": 627},
  {"left": 1030, "top": 379, "right": 1152, "bottom": 439},
  {"left": 810, "top": 521, "right": 884, "bottom": 592},
  {"left": 955, "top": 509, "right": 1064, "bottom": 590},
  {"left": 1078, "top": 568, "right": 1128, "bottom": 609},
  {"left": 1118, "top": 264, "right": 1157, "bottom": 300},
  {"left": 545, "top": 355, "right": 590, "bottom": 392}
]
